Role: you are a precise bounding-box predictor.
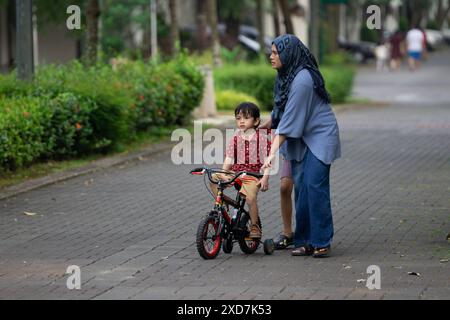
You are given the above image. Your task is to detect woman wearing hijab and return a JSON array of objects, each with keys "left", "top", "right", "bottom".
[{"left": 262, "top": 34, "right": 341, "bottom": 258}]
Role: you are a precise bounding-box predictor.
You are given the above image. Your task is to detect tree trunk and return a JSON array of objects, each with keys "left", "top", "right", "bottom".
[
  {"left": 169, "top": 0, "right": 180, "bottom": 55},
  {"left": 278, "top": 0, "right": 293, "bottom": 34},
  {"left": 408, "top": 0, "right": 429, "bottom": 28},
  {"left": 206, "top": 0, "right": 222, "bottom": 67},
  {"left": 85, "top": 0, "right": 100, "bottom": 66},
  {"left": 256, "top": 0, "right": 266, "bottom": 54},
  {"left": 272, "top": 0, "right": 280, "bottom": 36},
  {"left": 436, "top": 0, "right": 450, "bottom": 29},
  {"left": 196, "top": 0, "right": 208, "bottom": 52},
  {"left": 326, "top": 4, "right": 340, "bottom": 53},
  {"left": 141, "top": 3, "right": 151, "bottom": 59}
]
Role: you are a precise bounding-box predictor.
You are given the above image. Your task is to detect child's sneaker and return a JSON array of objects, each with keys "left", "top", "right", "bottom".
[{"left": 249, "top": 224, "right": 262, "bottom": 239}]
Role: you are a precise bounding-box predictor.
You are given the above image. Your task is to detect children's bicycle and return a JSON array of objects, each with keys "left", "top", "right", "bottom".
[{"left": 190, "top": 167, "right": 274, "bottom": 260}]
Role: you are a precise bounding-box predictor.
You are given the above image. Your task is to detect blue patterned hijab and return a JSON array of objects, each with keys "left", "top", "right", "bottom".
[{"left": 272, "top": 34, "right": 330, "bottom": 128}]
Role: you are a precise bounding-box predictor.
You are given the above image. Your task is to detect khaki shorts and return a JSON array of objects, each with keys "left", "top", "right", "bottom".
[{"left": 211, "top": 172, "right": 260, "bottom": 200}]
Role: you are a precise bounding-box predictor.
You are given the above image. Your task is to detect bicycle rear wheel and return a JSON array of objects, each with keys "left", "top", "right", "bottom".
[
  {"left": 196, "top": 214, "right": 222, "bottom": 259},
  {"left": 237, "top": 214, "right": 261, "bottom": 254}
]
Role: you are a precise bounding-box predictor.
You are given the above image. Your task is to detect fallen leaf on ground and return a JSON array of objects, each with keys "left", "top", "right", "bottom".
[
  {"left": 24, "top": 211, "right": 37, "bottom": 216},
  {"left": 357, "top": 279, "right": 366, "bottom": 283}
]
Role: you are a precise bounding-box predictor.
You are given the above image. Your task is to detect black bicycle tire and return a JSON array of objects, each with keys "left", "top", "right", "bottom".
[
  {"left": 237, "top": 214, "right": 261, "bottom": 254},
  {"left": 196, "top": 214, "right": 222, "bottom": 259}
]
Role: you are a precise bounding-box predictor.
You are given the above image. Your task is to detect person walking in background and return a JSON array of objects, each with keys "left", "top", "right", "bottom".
[
  {"left": 406, "top": 26, "right": 426, "bottom": 71},
  {"left": 389, "top": 30, "right": 405, "bottom": 71},
  {"left": 374, "top": 40, "right": 390, "bottom": 72},
  {"left": 420, "top": 27, "right": 429, "bottom": 61}
]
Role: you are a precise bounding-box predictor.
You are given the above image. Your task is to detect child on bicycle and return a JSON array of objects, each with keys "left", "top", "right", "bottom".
[{"left": 210, "top": 102, "right": 272, "bottom": 239}]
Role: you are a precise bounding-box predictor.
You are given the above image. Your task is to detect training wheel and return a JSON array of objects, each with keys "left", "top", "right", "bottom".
[{"left": 263, "top": 239, "right": 275, "bottom": 255}]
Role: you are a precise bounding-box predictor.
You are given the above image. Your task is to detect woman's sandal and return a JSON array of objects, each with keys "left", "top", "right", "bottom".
[
  {"left": 312, "top": 246, "right": 331, "bottom": 258},
  {"left": 291, "top": 245, "right": 314, "bottom": 256}
]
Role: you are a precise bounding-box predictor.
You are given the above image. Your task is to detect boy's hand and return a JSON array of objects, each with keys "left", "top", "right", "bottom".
[{"left": 257, "top": 176, "right": 269, "bottom": 192}]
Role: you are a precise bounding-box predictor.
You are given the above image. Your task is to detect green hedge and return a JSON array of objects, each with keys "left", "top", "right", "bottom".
[
  {"left": 0, "top": 54, "right": 204, "bottom": 172},
  {"left": 321, "top": 66, "right": 355, "bottom": 104},
  {"left": 0, "top": 96, "right": 51, "bottom": 170},
  {"left": 213, "top": 63, "right": 354, "bottom": 110},
  {"left": 214, "top": 64, "right": 275, "bottom": 111},
  {"left": 215, "top": 90, "right": 260, "bottom": 111}
]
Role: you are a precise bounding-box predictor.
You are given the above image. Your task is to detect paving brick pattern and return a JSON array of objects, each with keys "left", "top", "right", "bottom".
[{"left": 0, "top": 51, "right": 449, "bottom": 300}]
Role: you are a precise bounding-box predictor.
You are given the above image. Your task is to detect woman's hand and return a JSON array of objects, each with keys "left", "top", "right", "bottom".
[
  {"left": 257, "top": 176, "right": 269, "bottom": 192},
  {"left": 262, "top": 153, "right": 276, "bottom": 171},
  {"left": 259, "top": 117, "right": 272, "bottom": 130}
]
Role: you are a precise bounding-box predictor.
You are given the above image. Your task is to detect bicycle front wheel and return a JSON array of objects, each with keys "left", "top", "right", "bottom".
[{"left": 196, "top": 215, "right": 222, "bottom": 259}]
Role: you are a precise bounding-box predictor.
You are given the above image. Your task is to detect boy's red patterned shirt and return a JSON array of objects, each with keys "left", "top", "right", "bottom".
[{"left": 225, "top": 129, "right": 272, "bottom": 173}]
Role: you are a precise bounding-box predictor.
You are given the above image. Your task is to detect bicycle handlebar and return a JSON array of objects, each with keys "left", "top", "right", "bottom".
[{"left": 189, "top": 167, "right": 263, "bottom": 185}]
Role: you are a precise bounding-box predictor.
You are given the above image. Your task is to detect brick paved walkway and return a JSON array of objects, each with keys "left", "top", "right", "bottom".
[{"left": 0, "top": 51, "right": 449, "bottom": 300}]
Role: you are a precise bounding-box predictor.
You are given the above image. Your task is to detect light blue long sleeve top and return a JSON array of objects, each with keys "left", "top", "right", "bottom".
[{"left": 275, "top": 69, "right": 341, "bottom": 165}]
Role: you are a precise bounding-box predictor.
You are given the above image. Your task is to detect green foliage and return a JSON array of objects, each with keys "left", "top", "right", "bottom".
[
  {"left": 321, "top": 66, "right": 355, "bottom": 104},
  {"left": 322, "top": 52, "right": 355, "bottom": 104},
  {"left": 0, "top": 55, "right": 204, "bottom": 172},
  {"left": 116, "top": 52, "right": 204, "bottom": 130},
  {"left": 30, "top": 62, "right": 132, "bottom": 152},
  {"left": 214, "top": 64, "right": 276, "bottom": 111},
  {"left": 361, "top": 25, "right": 381, "bottom": 43},
  {"left": 100, "top": 0, "right": 170, "bottom": 59},
  {"left": 214, "top": 61, "right": 355, "bottom": 109},
  {"left": 426, "top": 20, "right": 439, "bottom": 30},
  {"left": 218, "top": 0, "right": 254, "bottom": 20},
  {"left": 215, "top": 90, "right": 260, "bottom": 111},
  {"left": 220, "top": 47, "right": 243, "bottom": 64},
  {"left": 188, "top": 50, "right": 214, "bottom": 66},
  {"left": 43, "top": 92, "right": 111, "bottom": 158},
  {"left": 101, "top": 0, "right": 148, "bottom": 57},
  {"left": 323, "top": 52, "right": 354, "bottom": 66},
  {"left": 167, "top": 53, "right": 205, "bottom": 122},
  {"left": 33, "top": 0, "right": 84, "bottom": 24},
  {"left": 399, "top": 16, "right": 409, "bottom": 32},
  {"left": 0, "top": 72, "right": 32, "bottom": 98},
  {"left": 0, "top": 96, "right": 51, "bottom": 170}
]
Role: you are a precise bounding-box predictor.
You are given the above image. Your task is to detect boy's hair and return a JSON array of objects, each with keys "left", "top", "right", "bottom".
[{"left": 234, "top": 102, "right": 261, "bottom": 127}]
